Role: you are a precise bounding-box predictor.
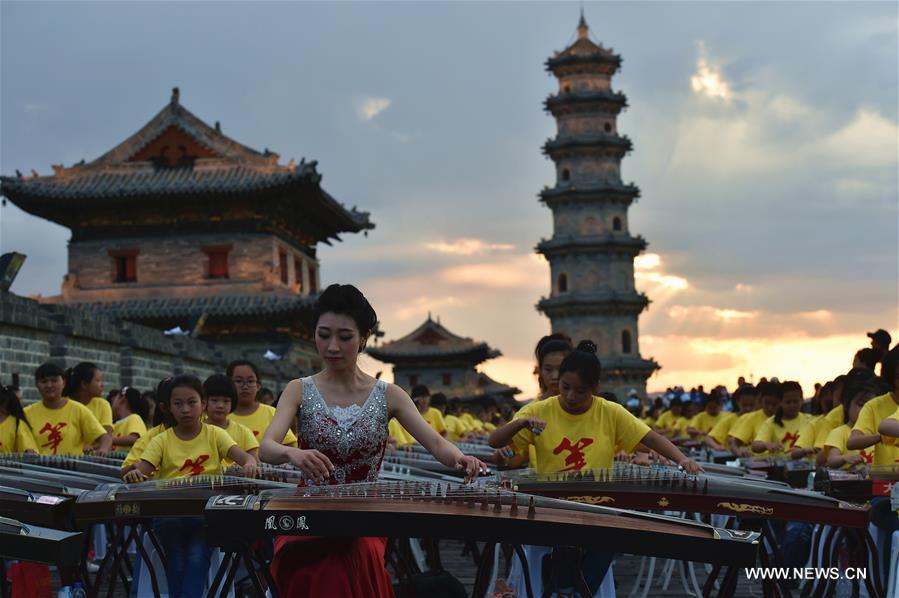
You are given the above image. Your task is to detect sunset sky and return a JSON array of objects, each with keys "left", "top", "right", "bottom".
[{"left": 1, "top": 2, "right": 896, "bottom": 398}]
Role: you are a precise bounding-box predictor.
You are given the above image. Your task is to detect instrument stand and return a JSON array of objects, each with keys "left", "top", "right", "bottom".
[
  {"left": 208, "top": 543, "right": 277, "bottom": 598},
  {"left": 89, "top": 520, "right": 165, "bottom": 598}
]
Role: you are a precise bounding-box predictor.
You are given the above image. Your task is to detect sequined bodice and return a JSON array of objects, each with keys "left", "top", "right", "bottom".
[{"left": 296, "top": 377, "right": 388, "bottom": 485}]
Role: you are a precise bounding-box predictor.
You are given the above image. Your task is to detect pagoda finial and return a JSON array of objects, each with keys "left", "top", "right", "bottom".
[
  {"left": 577, "top": 5, "right": 589, "bottom": 40},
  {"left": 170, "top": 87, "right": 180, "bottom": 106},
  {"left": 427, "top": 311, "right": 432, "bottom": 321}
]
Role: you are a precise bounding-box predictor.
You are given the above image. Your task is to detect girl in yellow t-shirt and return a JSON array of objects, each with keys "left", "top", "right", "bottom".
[
  {"left": 26, "top": 362, "right": 112, "bottom": 456},
  {"left": 111, "top": 387, "right": 149, "bottom": 448},
  {"left": 705, "top": 385, "right": 758, "bottom": 450},
  {"left": 123, "top": 375, "right": 257, "bottom": 598},
  {"left": 63, "top": 362, "right": 113, "bottom": 434},
  {"left": 826, "top": 381, "right": 885, "bottom": 468},
  {"left": 488, "top": 341, "right": 702, "bottom": 595},
  {"left": 0, "top": 384, "right": 38, "bottom": 454},
  {"left": 227, "top": 360, "right": 299, "bottom": 447},
  {"left": 491, "top": 335, "right": 573, "bottom": 467},
  {"left": 752, "top": 381, "right": 809, "bottom": 455},
  {"left": 202, "top": 374, "right": 259, "bottom": 462}
]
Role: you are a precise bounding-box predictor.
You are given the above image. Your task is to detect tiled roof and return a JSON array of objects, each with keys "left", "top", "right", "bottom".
[
  {"left": 453, "top": 372, "right": 520, "bottom": 400},
  {"left": 546, "top": 18, "right": 621, "bottom": 71},
  {"left": 74, "top": 294, "right": 316, "bottom": 322},
  {"left": 367, "top": 317, "right": 501, "bottom": 363},
  {"left": 0, "top": 88, "right": 372, "bottom": 233}
]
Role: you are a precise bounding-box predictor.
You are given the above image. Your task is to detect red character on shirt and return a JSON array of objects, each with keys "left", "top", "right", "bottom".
[
  {"left": 554, "top": 437, "right": 594, "bottom": 471},
  {"left": 782, "top": 432, "right": 800, "bottom": 449},
  {"left": 179, "top": 455, "right": 210, "bottom": 476},
  {"left": 39, "top": 422, "right": 67, "bottom": 454}
]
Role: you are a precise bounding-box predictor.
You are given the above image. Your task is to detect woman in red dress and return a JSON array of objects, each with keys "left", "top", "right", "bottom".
[{"left": 261, "top": 284, "right": 486, "bottom": 597}]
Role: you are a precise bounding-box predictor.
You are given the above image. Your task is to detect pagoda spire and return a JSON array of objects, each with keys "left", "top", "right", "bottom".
[{"left": 577, "top": 6, "right": 589, "bottom": 40}]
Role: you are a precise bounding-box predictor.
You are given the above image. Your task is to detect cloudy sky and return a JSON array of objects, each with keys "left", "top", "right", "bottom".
[{"left": 1, "top": 1, "right": 896, "bottom": 397}]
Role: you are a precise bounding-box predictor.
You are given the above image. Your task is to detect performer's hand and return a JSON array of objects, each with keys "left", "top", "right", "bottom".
[
  {"left": 288, "top": 448, "right": 334, "bottom": 482},
  {"left": 766, "top": 442, "right": 784, "bottom": 453},
  {"left": 123, "top": 469, "right": 148, "bottom": 483},
  {"left": 242, "top": 458, "right": 258, "bottom": 479},
  {"left": 455, "top": 454, "right": 487, "bottom": 483},
  {"left": 518, "top": 417, "right": 547, "bottom": 435},
  {"left": 844, "top": 454, "right": 865, "bottom": 465},
  {"left": 678, "top": 458, "right": 704, "bottom": 475}
]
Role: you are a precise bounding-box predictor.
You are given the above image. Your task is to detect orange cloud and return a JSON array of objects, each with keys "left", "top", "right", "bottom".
[
  {"left": 424, "top": 238, "right": 516, "bottom": 256},
  {"left": 439, "top": 254, "right": 545, "bottom": 290}
]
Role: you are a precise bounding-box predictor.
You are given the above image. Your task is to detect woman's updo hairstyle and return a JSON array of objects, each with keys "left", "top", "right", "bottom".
[
  {"left": 537, "top": 337, "right": 573, "bottom": 367},
  {"left": 313, "top": 284, "right": 378, "bottom": 350},
  {"left": 558, "top": 340, "right": 602, "bottom": 389}
]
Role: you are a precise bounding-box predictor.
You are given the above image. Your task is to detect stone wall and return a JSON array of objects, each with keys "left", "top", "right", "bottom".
[
  {"left": 62, "top": 232, "right": 319, "bottom": 302},
  {"left": 0, "top": 290, "right": 304, "bottom": 403}
]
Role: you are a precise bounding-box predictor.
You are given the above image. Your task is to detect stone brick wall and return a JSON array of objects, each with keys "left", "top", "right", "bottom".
[
  {"left": 62, "top": 232, "right": 319, "bottom": 302},
  {"left": 0, "top": 291, "right": 304, "bottom": 403}
]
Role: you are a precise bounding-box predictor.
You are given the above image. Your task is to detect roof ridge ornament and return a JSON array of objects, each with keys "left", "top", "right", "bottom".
[{"left": 170, "top": 87, "right": 180, "bottom": 106}]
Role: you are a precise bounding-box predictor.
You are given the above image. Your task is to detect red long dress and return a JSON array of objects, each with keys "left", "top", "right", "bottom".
[{"left": 271, "top": 377, "right": 394, "bottom": 597}]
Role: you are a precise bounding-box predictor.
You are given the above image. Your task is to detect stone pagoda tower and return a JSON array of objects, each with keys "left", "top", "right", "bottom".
[{"left": 536, "top": 13, "right": 659, "bottom": 398}]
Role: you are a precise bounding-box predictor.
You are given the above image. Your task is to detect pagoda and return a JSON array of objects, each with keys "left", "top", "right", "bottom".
[
  {"left": 536, "top": 14, "right": 659, "bottom": 397},
  {"left": 0, "top": 88, "right": 373, "bottom": 371},
  {"left": 367, "top": 316, "right": 520, "bottom": 404}
]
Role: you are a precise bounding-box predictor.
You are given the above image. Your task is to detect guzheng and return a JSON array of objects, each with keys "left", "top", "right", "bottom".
[
  {"left": 74, "top": 475, "right": 295, "bottom": 524},
  {"left": 505, "top": 463, "right": 869, "bottom": 528},
  {"left": 204, "top": 481, "right": 760, "bottom": 566},
  {"left": 0, "top": 484, "right": 74, "bottom": 529},
  {"left": 383, "top": 453, "right": 494, "bottom": 477},
  {"left": 0, "top": 516, "right": 83, "bottom": 567},
  {"left": 815, "top": 465, "right": 899, "bottom": 501},
  {"left": 739, "top": 456, "right": 812, "bottom": 486},
  {"left": 0, "top": 452, "right": 124, "bottom": 478}
]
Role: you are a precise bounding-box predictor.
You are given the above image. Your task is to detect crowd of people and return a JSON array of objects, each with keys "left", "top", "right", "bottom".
[{"left": 0, "top": 282, "right": 896, "bottom": 598}]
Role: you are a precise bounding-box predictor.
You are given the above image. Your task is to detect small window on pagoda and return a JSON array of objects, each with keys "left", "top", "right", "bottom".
[
  {"left": 279, "top": 249, "right": 288, "bottom": 285},
  {"left": 442, "top": 373, "right": 452, "bottom": 386},
  {"left": 308, "top": 264, "right": 317, "bottom": 293},
  {"left": 203, "top": 245, "right": 231, "bottom": 279},
  {"left": 409, "top": 375, "right": 419, "bottom": 387},
  {"left": 604, "top": 123, "right": 612, "bottom": 133},
  {"left": 622, "top": 330, "right": 632, "bottom": 354},
  {"left": 109, "top": 250, "right": 138, "bottom": 283},
  {"left": 294, "top": 258, "right": 304, "bottom": 293},
  {"left": 613, "top": 217, "right": 623, "bottom": 231},
  {"left": 561, "top": 169, "right": 571, "bottom": 182},
  {"left": 558, "top": 273, "right": 568, "bottom": 293}
]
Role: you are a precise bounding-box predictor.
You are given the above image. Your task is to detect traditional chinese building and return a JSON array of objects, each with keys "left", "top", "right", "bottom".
[
  {"left": 367, "top": 316, "right": 520, "bottom": 404},
  {"left": 537, "top": 15, "right": 659, "bottom": 397},
  {"left": 0, "top": 88, "right": 372, "bottom": 371}
]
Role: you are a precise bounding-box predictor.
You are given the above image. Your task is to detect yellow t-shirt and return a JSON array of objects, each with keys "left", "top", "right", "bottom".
[
  {"left": 689, "top": 411, "right": 729, "bottom": 436},
  {"left": 230, "top": 403, "right": 298, "bottom": 447},
  {"left": 654, "top": 410, "right": 680, "bottom": 431},
  {"left": 753, "top": 413, "right": 811, "bottom": 455},
  {"left": 510, "top": 396, "right": 650, "bottom": 473},
  {"left": 113, "top": 414, "right": 147, "bottom": 440},
  {"left": 219, "top": 420, "right": 259, "bottom": 466},
  {"left": 643, "top": 416, "right": 657, "bottom": 428},
  {"left": 140, "top": 423, "right": 236, "bottom": 480},
  {"left": 482, "top": 421, "right": 497, "bottom": 432},
  {"left": 388, "top": 418, "right": 415, "bottom": 445},
  {"left": 122, "top": 423, "right": 166, "bottom": 469},
  {"left": 84, "top": 397, "right": 113, "bottom": 430},
  {"left": 444, "top": 415, "right": 468, "bottom": 442},
  {"left": 708, "top": 412, "right": 739, "bottom": 445},
  {"left": 460, "top": 413, "right": 484, "bottom": 433},
  {"left": 852, "top": 393, "right": 899, "bottom": 465},
  {"left": 24, "top": 399, "right": 107, "bottom": 456},
  {"left": 793, "top": 416, "right": 822, "bottom": 451},
  {"left": 423, "top": 407, "right": 447, "bottom": 435},
  {"left": 728, "top": 409, "right": 771, "bottom": 444},
  {"left": 671, "top": 416, "right": 690, "bottom": 437},
  {"left": 813, "top": 417, "right": 838, "bottom": 450},
  {"left": 824, "top": 405, "right": 844, "bottom": 428},
  {"left": 824, "top": 424, "right": 873, "bottom": 467},
  {"left": 0, "top": 416, "right": 38, "bottom": 453}
]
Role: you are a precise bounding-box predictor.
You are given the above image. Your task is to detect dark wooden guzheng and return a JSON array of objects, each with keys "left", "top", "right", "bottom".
[
  {"left": 74, "top": 475, "right": 295, "bottom": 524},
  {"left": 0, "top": 485, "right": 74, "bottom": 529},
  {"left": 383, "top": 453, "right": 494, "bottom": 477},
  {"left": 204, "top": 481, "right": 760, "bottom": 566},
  {"left": 815, "top": 465, "right": 899, "bottom": 501},
  {"left": 505, "top": 463, "right": 869, "bottom": 527},
  {"left": 0, "top": 452, "right": 124, "bottom": 478},
  {"left": 0, "top": 516, "right": 83, "bottom": 567}
]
